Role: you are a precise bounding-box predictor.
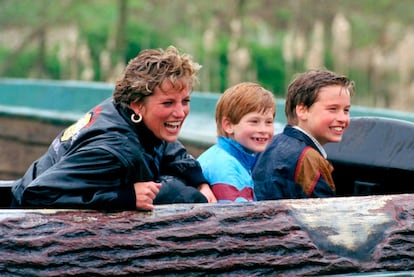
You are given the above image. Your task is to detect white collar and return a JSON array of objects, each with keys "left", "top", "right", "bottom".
[{"left": 293, "top": 126, "right": 327, "bottom": 159}]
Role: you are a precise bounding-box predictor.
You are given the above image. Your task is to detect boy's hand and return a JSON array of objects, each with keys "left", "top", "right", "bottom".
[{"left": 198, "top": 183, "right": 217, "bottom": 203}]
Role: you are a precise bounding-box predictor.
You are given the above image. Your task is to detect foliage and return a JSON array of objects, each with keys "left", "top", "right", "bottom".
[
  {"left": 0, "top": 48, "right": 35, "bottom": 78},
  {"left": 1, "top": 0, "right": 414, "bottom": 110},
  {"left": 250, "top": 44, "right": 286, "bottom": 97}
]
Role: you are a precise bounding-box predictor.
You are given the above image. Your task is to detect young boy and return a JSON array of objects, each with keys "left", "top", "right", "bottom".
[
  {"left": 197, "top": 82, "right": 276, "bottom": 203},
  {"left": 253, "top": 69, "right": 355, "bottom": 200}
]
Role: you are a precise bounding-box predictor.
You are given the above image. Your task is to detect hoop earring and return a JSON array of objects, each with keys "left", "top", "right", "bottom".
[{"left": 131, "top": 113, "right": 142, "bottom": 123}]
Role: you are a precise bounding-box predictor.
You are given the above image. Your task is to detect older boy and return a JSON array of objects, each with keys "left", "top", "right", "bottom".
[{"left": 253, "top": 69, "right": 355, "bottom": 200}]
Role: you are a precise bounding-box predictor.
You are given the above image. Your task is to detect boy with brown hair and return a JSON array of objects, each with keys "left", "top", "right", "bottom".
[{"left": 253, "top": 69, "right": 355, "bottom": 200}]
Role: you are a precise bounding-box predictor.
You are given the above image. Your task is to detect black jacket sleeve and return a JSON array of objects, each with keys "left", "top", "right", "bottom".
[
  {"left": 160, "top": 141, "right": 208, "bottom": 187},
  {"left": 18, "top": 148, "right": 137, "bottom": 210}
]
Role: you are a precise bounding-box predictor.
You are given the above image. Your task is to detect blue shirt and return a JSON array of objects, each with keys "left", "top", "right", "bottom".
[{"left": 198, "top": 137, "right": 258, "bottom": 203}]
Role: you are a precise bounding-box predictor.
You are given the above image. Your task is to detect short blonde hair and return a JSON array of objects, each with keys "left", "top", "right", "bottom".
[{"left": 113, "top": 45, "right": 201, "bottom": 108}]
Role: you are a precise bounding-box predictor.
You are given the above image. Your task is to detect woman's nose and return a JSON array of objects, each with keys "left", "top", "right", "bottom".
[{"left": 173, "top": 104, "right": 186, "bottom": 117}]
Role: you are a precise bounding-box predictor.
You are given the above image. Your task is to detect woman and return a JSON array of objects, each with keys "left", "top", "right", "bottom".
[{"left": 11, "top": 46, "right": 216, "bottom": 210}]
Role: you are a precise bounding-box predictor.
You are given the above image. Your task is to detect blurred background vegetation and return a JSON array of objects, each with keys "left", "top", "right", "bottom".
[{"left": 1, "top": 0, "right": 414, "bottom": 111}]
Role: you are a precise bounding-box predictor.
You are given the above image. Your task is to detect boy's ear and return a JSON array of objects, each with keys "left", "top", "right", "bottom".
[
  {"left": 222, "top": 117, "right": 234, "bottom": 135},
  {"left": 296, "top": 104, "right": 308, "bottom": 121}
]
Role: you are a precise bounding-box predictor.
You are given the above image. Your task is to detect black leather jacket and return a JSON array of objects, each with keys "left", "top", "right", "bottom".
[{"left": 11, "top": 98, "right": 207, "bottom": 209}]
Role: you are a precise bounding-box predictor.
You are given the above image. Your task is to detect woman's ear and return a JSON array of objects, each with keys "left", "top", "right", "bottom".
[
  {"left": 130, "top": 102, "right": 142, "bottom": 114},
  {"left": 222, "top": 117, "right": 234, "bottom": 135}
]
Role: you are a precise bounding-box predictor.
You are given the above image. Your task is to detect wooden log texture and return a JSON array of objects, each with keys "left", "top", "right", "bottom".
[{"left": 0, "top": 194, "right": 413, "bottom": 276}]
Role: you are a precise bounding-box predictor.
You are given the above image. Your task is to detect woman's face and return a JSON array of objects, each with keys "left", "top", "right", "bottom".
[{"left": 131, "top": 78, "right": 191, "bottom": 142}]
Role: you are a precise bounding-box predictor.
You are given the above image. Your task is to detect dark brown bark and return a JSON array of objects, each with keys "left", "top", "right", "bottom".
[{"left": 0, "top": 194, "right": 413, "bottom": 276}]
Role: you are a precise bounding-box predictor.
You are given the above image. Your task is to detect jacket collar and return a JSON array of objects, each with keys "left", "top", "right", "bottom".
[
  {"left": 116, "top": 103, "right": 163, "bottom": 152},
  {"left": 284, "top": 125, "right": 327, "bottom": 158},
  {"left": 218, "top": 136, "right": 257, "bottom": 171}
]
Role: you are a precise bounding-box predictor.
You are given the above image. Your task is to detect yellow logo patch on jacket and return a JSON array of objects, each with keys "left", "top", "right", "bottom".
[
  {"left": 60, "top": 106, "right": 102, "bottom": 142},
  {"left": 60, "top": 113, "right": 92, "bottom": 142}
]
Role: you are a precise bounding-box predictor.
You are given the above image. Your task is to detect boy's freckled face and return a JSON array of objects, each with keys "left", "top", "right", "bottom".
[
  {"left": 297, "top": 85, "right": 351, "bottom": 145},
  {"left": 226, "top": 110, "right": 275, "bottom": 153}
]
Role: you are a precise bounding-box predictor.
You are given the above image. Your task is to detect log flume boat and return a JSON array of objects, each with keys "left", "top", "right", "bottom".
[{"left": 0, "top": 78, "right": 413, "bottom": 276}]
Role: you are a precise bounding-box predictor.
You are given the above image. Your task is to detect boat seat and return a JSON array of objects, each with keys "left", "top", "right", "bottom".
[
  {"left": 0, "top": 180, "right": 13, "bottom": 207},
  {"left": 325, "top": 117, "right": 414, "bottom": 196}
]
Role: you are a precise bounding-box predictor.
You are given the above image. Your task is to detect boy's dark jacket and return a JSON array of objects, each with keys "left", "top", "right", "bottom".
[
  {"left": 253, "top": 125, "right": 336, "bottom": 200},
  {"left": 11, "top": 98, "right": 207, "bottom": 209}
]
